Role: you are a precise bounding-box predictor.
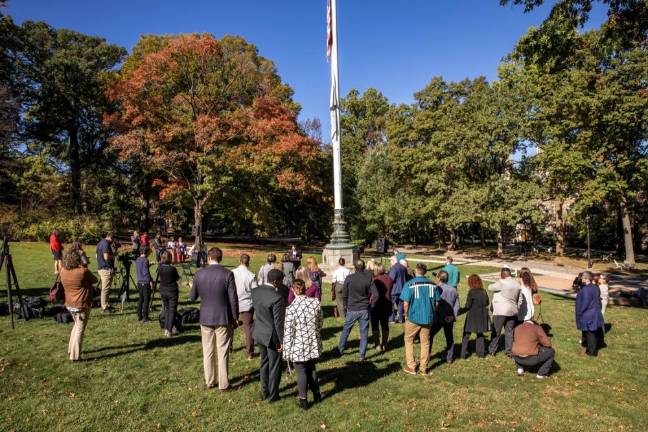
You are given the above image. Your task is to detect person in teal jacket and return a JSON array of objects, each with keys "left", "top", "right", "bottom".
[
  {"left": 442, "top": 256, "right": 460, "bottom": 288},
  {"left": 399, "top": 263, "right": 440, "bottom": 375}
]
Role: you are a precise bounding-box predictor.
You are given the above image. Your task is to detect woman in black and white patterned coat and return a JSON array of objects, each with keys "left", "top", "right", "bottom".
[{"left": 283, "top": 279, "right": 323, "bottom": 409}]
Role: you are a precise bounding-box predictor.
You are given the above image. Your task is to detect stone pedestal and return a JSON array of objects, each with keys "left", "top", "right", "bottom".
[{"left": 322, "top": 209, "right": 358, "bottom": 268}]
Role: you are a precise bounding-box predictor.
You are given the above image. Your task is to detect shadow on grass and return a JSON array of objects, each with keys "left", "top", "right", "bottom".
[
  {"left": 318, "top": 358, "right": 401, "bottom": 400},
  {"left": 84, "top": 334, "right": 200, "bottom": 361}
]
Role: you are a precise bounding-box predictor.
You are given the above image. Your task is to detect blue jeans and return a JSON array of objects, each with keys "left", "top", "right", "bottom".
[
  {"left": 338, "top": 310, "right": 370, "bottom": 360},
  {"left": 391, "top": 294, "right": 404, "bottom": 323}
]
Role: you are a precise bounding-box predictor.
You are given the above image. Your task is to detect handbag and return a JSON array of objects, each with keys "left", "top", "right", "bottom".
[
  {"left": 532, "top": 293, "right": 542, "bottom": 305},
  {"left": 49, "top": 275, "right": 65, "bottom": 304}
]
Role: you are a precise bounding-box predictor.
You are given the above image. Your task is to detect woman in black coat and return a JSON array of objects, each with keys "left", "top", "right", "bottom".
[
  {"left": 460, "top": 274, "right": 490, "bottom": 359},
  {"left": 157, "top": 251, "right": 180, "bottom": 337}
]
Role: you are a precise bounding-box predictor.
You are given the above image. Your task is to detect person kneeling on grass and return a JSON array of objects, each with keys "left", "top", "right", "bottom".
[
  {"left": 400, "top": 263, "right": 440, "bottom": 376},
  {"left": 283, "top": 279, "right": 323, "bottom": 410},
  {"left": 511, "top": 320, "right": 555, "bottom": 379},
  {"left": 60, "top": 250, "right": 97, "bottom": 361}
]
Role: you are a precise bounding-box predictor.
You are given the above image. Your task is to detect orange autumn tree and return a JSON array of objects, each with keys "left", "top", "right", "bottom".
[{"left": 105, "top": 34, "right": 322, "bottom": 245}]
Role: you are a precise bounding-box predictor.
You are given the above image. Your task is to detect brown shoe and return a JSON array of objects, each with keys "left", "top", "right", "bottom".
[
  {"left": 403, "top": 367, "right": 417, "bottom": 376},
  {"left": 419, "top": 368, "right": 429, "bottom": 376},
  {"left": 220, "top": 386, "right": 235, "bottom": 392}
]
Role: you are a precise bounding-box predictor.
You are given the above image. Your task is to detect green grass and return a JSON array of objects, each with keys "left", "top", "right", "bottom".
[{"left": 1, "top": 242, "right": 647, "bottom": 431}]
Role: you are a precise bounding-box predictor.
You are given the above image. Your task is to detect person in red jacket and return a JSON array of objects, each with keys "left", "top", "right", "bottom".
[{"left": 49, "top": 229, "right": 63, "bottom": 274}]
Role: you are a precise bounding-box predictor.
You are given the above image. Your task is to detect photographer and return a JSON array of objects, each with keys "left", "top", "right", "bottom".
[
  {"left": 96, "top": 232, "right": 115, "bottom": 313},
  {"left": 136, "top": 246, "right": 153, "bottom": 323},
  {"left": 60, "top": 250, "right": 97, "bottom": 361}
]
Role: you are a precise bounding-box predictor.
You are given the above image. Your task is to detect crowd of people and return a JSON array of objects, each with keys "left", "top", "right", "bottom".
[{"left": 52, "top": 232, "right": 610, "bottom": 409}]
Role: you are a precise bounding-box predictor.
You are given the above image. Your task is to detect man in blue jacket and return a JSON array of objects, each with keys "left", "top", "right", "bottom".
[
  {"left": 389, "top": 255, "right": 409, "bottom": 323},
  {"left": 575, "top": 271, "right": 605, "bottom": 357}
]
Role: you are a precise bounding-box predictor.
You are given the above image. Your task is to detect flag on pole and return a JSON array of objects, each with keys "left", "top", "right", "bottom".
[{"left": 326, "top": 0, "right": 333, "bottom": 62}]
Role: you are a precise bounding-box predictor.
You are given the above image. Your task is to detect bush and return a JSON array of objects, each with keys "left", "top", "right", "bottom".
[{"left": 5, "top": 209, "right": 110, "bottom": 244}]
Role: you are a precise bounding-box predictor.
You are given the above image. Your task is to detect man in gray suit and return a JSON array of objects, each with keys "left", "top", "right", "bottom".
[
  {"left": 251, "top": 269, "right": 285, "bottom": 402},
  {"left": 190, "top": 247, "right": 238, "bottom": 391}
]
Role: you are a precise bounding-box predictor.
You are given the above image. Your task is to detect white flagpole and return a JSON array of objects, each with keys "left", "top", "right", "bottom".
[{"left": 330, "top": 0, "right": 343, "bottom": 211}]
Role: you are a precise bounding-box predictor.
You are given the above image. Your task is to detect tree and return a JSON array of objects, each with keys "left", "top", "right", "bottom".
[
  {"left": 106, "top": 34, "right": 321, "bottom": 246},
  {"left": 15, "top": 21, "right": 126, "bottom": 213},
  {"left": 339, "top": 88, "right": 391, "bottom": 238}
]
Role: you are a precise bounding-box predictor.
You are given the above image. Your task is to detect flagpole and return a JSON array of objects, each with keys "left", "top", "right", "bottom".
[{"left": 324, "top": 0, "right": 355, "bottom": 267}]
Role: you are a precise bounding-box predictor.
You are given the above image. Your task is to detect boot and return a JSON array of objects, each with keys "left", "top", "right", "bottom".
[
  {"left": 298, "top": 398, "right": 309, "bottom": 410},
  {"left": 313, "top": 392, "right": 322, "bottom": 403}
]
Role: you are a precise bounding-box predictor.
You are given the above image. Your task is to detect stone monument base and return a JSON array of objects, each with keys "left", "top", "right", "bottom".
[{"left": 322, "top": 244, "right": 358, "bottom": 268}]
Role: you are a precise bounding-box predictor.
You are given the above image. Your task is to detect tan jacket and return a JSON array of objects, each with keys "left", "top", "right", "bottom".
[{"left": 61, "top": 267, "right": 97, "bottom": 309}]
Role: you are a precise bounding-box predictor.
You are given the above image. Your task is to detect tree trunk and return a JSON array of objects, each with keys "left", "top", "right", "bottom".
[
  {"left": 68, "top": 127, "right": 82, "bottom": 214},
  {"left": 554, "top": 201, "right": 566, "bottom": 256},
  {"left": 448, "top": 229, "right": 458, "bottom": 251},
  {"left": 480, "top": 225, "right": 486, "bottom": 248},
  {"left": 194, "top": 200, "right": 203, "bottom": 251},
  {"left": 496, "top": 227, "right": 504, "bottom": 257},
  {"left": 437, "top": 225, "right": 443, "bottom": 250},
  {"left": 620, "top": 199, "right": 636, "bottom": 266}
]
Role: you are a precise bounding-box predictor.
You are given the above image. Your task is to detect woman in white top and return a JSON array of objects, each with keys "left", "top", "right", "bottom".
[
  {"left": 517, "top": 271, "right": 536, "bottom": 322},
  {"left": 596, "top": 273, "right": 609, "bottom": 316}
]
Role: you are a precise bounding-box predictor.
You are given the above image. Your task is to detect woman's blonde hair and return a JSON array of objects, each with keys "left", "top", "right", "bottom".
[
  {"left": 295, "top": 267, "right": 312, "bottom": 289},
  {"left": 367, "top": 259, "right": 376, "bottom": 272},
  {"left": 306, "top": 256, "right": 319, "bottom": 272}
]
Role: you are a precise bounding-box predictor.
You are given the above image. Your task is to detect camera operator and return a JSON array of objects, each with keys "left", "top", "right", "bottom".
[
  {"left": 131, "top": 230, "right": 141, "bottom": 256},
  {"left": 135, "top": 246, "right": 153, "bottom": 323},
  {"left": 96, "top": 232, "right": 115, "bottom": 313}
]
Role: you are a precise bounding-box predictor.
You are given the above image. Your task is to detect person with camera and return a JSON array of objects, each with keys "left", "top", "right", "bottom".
[
  {"left": 60, "top": 250, "right": 97, "bottom": 361},
  {"left": 511, "top": 319, "right": 555, "bottom": 379},
  {"left": 131, "top": 230, "right": 141, "bottom": 256},
  {"left": 488, "top": 267, "right": 521, "bottom": 357},
  {"left": 96, "top": 232, "right": 115, "bottom": 313},
  {"left": 135, "top": 246, "right": 153, "bottom": 323},
  {"left": 158, "top": 251, "right": 180, "bottom": 337},
  {"left": 576, "top": 271, "right": 605, "bottom": 357},
  {"left": 190, "top": 247, "right": 239, "bottom": 391},
  {"left": 70, "top": 240, "right": 90, "bottom": 268}
]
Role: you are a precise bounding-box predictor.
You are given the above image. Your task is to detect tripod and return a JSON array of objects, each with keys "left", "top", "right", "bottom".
[
  {"left": 0, "top": 236, "right": 27, "bottom": 329},
  {"left": 116, "top": 254, "right": 137, "bottom": 313}
]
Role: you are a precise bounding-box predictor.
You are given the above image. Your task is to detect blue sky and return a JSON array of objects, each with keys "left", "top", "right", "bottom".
[{"left": 7, "top": 0, "right": 606, "bottom": 139}]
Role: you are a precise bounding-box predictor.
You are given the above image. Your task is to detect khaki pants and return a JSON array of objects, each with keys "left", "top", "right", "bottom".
[
  {"left": 201, "top": 325, "right": 232, "bottom": 389},
  {"left": 68, "top": 309, "right": 90, "bottom": 361},
  {"left": 404, "top": 320, "right": 431, "bottom": 371},
  {"left": 98, "top": 269, "right": 113, "bottom": 310}
]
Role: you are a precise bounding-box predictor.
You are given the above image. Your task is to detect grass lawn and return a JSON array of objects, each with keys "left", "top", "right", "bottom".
[{"left": 1, "top": 242, "right": 647, "bottom": 431}]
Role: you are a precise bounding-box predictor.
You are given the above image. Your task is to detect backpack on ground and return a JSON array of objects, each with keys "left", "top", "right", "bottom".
[
  {"left": 54, "top": 310, "right": 73, "bottom": 324},
  {"left": 177, "top": 307, "right": 200, "bottom": 326},
  {"left": 14, "top": 296, "right": 47, "bottom": 319},
  {"left": 159, "top": 309, "right": 183, "bottom": 333}
]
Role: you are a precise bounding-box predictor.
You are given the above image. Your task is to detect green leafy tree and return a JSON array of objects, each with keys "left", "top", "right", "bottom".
[{"left": 15, "top": 21, "right": 126, "bottom": 213}]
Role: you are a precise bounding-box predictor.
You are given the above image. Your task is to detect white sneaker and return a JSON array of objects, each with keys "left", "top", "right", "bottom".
[
  {"left": 516, "top": 368, "right": 524, "bottom": 376},
  {"left": 536, "top": 374, "right": 548, "bottom": 380}
]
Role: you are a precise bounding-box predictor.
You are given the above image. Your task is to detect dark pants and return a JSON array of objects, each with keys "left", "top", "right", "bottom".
[
  {"left": 391, "top": 294, "right": 404, "bottom": 323},
  {"left": 431, "top": 320, "right": 455, "bottom": 362},
  {"left": 582, "top": 330, "right": 600, "bottom": 356},
  {"left": 370, "top": 309, "right": 390, "bottom": 348},
  {"left": 136, "top": 282, "right": 151, "bottom": 321},
  {"left": 294, "top": 359, "right": 320, "bottom": 399},
  {"left": 259, "top": 344, "right": 282, "bottom": 401},
  {"left": 489, "top": 315, "right": 517, "bottom": 355},
  {"left": 161, "top": 291, "right": 178, "bottom": 332},
  {"left": 514, "top": 346, "right": 555, "bottom": 376},
  {"left": 240, "top": 310, "right": 255, "bottom": 357},
  {"left": 461, "top": 332, "right": 486, "bottom": 358}
]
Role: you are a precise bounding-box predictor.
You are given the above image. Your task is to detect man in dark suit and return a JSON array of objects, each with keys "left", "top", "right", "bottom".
[
  {"left": 190, "top": 247, "right": 238, "bottom": 391},
  {"left": 251, "top": 269, "right": 286, "bottom": 402}
]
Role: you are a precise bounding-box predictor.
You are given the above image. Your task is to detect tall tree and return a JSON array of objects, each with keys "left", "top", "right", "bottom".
[
  {"left": 15, "top": 21, "right": 126, "bottom": 213},
  {"left": 106, "top": 34, "right": 321, "bottom": 246}
]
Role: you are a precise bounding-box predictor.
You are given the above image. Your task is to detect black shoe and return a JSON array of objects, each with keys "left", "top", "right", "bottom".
[
  {"left": 267, "top": 396, "right": 281, "bottom": 403},
  {"left": 332, "top": 349, "right": 342, "bottom": 358},
  {"left": 298, "top": 398, "right": 309, "bottom": 410},
  {"left": 142, "top": 318, "right": 150, "bottom": 323},
  {"left": 313, "top": 392, "right": 322, "bottom": 403}
]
